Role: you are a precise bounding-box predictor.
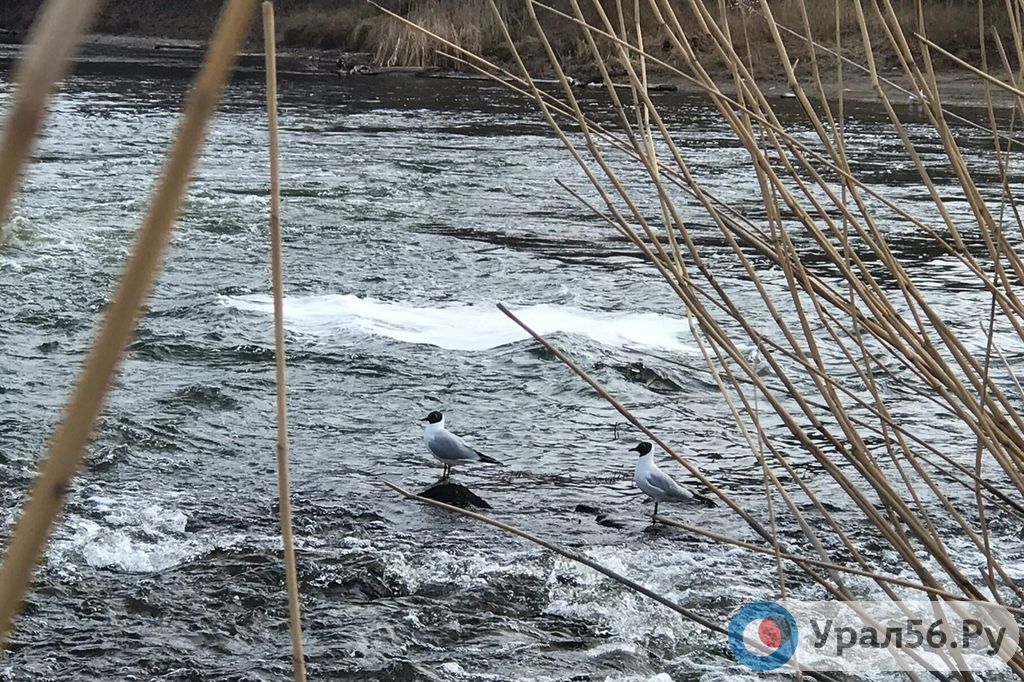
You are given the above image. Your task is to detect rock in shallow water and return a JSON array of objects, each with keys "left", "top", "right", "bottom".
[
  {"left": 417, "top": 482, "right": 492, "bottom": 509},
  {"left": 573, "top": 502, "right": 629, "bottom": 528}
]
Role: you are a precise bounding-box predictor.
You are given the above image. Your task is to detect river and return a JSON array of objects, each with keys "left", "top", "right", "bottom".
[{"left": 0, "top": 41, "right": 1020, "bottom": 681}]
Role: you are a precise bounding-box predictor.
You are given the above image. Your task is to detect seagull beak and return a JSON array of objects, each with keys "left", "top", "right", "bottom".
[
  {"left": 628, "top": 445, "right": 640, "bottom": 452},
  {"left": 421, "top": 416, "right": 431, "bottom": 422}
]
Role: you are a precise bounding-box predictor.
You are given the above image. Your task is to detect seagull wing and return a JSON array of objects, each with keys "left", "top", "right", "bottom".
[
  {"left": 427, "top": 429, "right": 480, "bottom": 463},
  {"left": 644, "top": 465, "right": 695, "bottom": 502}
]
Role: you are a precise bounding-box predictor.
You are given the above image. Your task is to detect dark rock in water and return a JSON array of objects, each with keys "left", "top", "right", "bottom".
[
  {"left": 574, "top": 503, "right": 628, "bottom": 529},
  {"left": 594, "top": 513, "right": 627, "bottom": 529},
  {"left": 418, "top": 482, "right": 492, "bottom": 510}
]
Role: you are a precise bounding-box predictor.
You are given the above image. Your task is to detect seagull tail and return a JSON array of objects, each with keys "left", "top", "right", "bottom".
[
  {"left": 691, "top": 491, "right": 717, "bottom": 508},
  {"left": 475, "top": 450, "right": 503, "bottom": 466}
]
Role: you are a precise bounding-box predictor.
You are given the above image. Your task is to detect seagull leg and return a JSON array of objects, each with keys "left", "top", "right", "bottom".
[{"left": 653, "top": 501, "right": 659, "bottom": 521}]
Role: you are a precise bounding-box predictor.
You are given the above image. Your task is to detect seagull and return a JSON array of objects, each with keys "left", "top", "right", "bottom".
[
  {"left": 422, "top": 411, "right": 502, "bottom": 479},
  {"left": 631, "top": 442, "right": 715, "bottom": 518}
]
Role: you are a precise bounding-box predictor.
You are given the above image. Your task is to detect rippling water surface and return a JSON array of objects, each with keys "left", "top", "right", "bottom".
[{"left": 1, "top": 43, "right": 1021, "bottom": 681}]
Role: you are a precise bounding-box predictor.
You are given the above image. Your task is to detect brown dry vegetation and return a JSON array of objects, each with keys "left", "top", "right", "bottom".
[
  {"left": 0, "top": 1, "right": 1011, "bottom": 75},
  {"left": 272, "top": 1, "right": 1015, "bottom": 76},
  {"left": 277, "top": 1, "right": 522, "bottom": 65}
]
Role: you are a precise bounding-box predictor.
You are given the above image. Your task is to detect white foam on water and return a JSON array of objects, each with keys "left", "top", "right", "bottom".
[
  {"left": 69, "top": 517, "right": 199, "bottom": 573},
  {"left": 221, "top": 294, "right": 694, "bottom": 353},
  {"left": 541, "top": 544, "right": 774, "bottom": 650},
  {"left": 49, "top": 494, "right": 210, "bottom": 574},
  {"left": 379, "top": 546, "right": 547, "bottom": 595},
  {"left": 91, "top": 495, "right": 188, "bottom": 535},
  {"left": 439, "top": 662, "right": 466, "bottom": 676},
  {"left": 0, "top": 215, "right": 32, "bottom": 249}
]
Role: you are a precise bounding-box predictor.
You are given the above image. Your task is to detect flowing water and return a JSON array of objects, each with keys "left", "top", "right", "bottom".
[{"left": 0, "top": 42, "right": 1021, "bottom": 681}]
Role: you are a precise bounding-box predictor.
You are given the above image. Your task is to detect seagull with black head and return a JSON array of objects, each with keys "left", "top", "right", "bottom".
[
  {"left": 631, "top": 441, "right": 715, "bottom": 519},
  {"left": 422, "top": 411, "right": 502, "bottom": 479}
]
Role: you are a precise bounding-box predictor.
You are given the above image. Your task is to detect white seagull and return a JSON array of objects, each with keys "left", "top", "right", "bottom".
[
  {"left": 631, "top": 441, "right": 714, "bottom": 517},
  {"left": 422, "top": 411, "right": 502, "bottom": 479}
]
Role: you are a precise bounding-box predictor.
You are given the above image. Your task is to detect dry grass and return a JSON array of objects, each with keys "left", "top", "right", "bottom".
[
  {"left": 275, "top": 1, "right": 1015, "bottom": 75},
  {"left": 550, "top": 0, "right": 1018, "bottom": 79},
  {"left": 369, "top": 1, "right": 502, "bottom": 67},
  {"left": 277, "top": 0, "right": 516, "bottom": 66},
  {"left": 278, "top": 5, "right": 375, "bottom": 49},
  {"left": 721, "top": 0, "right": 1013, "bottom": 75}
]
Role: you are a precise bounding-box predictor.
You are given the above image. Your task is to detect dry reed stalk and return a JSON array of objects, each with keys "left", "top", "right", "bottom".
[
  {"left": 688, "top": 1, "right": 1024, "bottom": 659},
  {"left": 766, "top": 14, "right": 1012, "bottom": 142},
  {"left": 389, "top": 2, "right": 1009, "bottom": 312},
  {"left": 688, "top": 0, "right": 999, "bottom": 589},
  {"left": 544, "top": 1, "right": 950, "bottom": 593},
  {"left": 916, "top": 35, "right": 1024, "bottom": 99},
  {"left": 0, "top": 0, "right": 257, "bottom": 648},
  {"left": 608, "top": 4, "right": 1024, "bottom": 666},
  {"left": 496, "top": 303, "right": 773, "bottom": 542},
  {"left": 861, "top": 4, "right": 1024, "bottom": 474},
  {"left": 381, "top": 479, "right": 841, "bottom": 682},
  {"left": 692, "top": 6, "right": 987, "bottom": 425},
  {"left": 389, "top": 0, "right": 1024, "bottom": 673},
  {"left": 652, "top": 514, "right": 1024, "bottom": 618},
  {"left": 545, "top": 1, "right": 1024, "bottom": 343},
  {"left": 0, "top": 0, "right": 100, "bottom": 228},
  {"left": 262, "top": 3, "right": 307, "bottom": 680},
  {"left": 380, "top": 481, "right": 722, "bottom": 629},
  {"left": 976, "top": 0, "right": 1003, "bottom": 609},
  {"left": 524, "top": 1, "right": 1019, "bottom": 606},
  {"left": 675, "top": 0, "right": 1024, "bottom": 606}
]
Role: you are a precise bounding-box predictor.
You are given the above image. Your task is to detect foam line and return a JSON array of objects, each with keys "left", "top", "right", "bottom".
[{"left": 222, "top": 294, "right": 693, "bottom": 352}]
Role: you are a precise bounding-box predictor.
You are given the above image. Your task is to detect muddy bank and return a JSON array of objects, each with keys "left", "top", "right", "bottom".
[
  {"left": 0, "top": 1, "right": 1016, "bottom": 110},
  {"left": 59, "top": 33, "right": 1019, "bottom": 111},
  {"left": 1, "top": 1, "right": 1017, "bottom": 73}
]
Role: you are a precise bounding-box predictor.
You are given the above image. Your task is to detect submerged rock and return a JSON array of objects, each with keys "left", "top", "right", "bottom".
[
  {"left": 418, "top": 482, "right": 492, "bottom": 510},
  {"left": 594, "top": 513, "right": 627, "bottom": 529},
  {"left": 573, "top": 503, "right": 628, "bottom": 529}
]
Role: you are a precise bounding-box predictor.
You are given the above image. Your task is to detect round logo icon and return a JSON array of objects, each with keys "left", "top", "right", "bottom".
[{"left": 728, "top": 601, "right": 798, "bottom": 671}]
